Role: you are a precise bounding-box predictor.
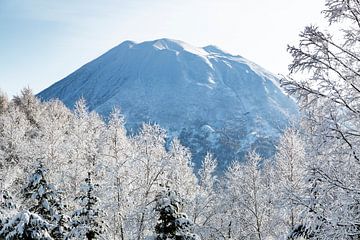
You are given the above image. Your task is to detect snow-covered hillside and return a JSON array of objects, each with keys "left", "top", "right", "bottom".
[{"left": 38, "top": 38, "right": 297, "bottom": 169}]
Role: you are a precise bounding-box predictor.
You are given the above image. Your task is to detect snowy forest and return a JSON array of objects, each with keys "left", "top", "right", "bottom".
[{"left": 1, "top": 0, "right": 360, "bottom": 239}]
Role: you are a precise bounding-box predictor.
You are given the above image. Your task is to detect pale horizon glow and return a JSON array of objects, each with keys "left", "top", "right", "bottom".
[{"left": 0, "top": 0, "right": 325, "bottom": 97}]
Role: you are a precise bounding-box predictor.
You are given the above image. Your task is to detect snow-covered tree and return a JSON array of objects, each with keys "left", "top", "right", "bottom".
[
  {"left": 155, "top": 187, "right": 200, "bottom": 240},
  {"left": 0, "top": 89, "right": 8, "bottom": 113},
  {"left": 12, "top": 87, "right": 42, "bottom": 127},
  {"left": 165, "top": 138, "right": 197, "bottom": 208},
  {"left": 224, "top": 151, "right": 274, "bottom": 240},
  {"left": 23, "top": 162, "right": 70, "bottom": 239},
  {"left": 129, "top": 123, "right": 169, "bottom": 240},
  {"left": 282, "top": 0, "right": 360, "bottom": 238},
  {"left": 0, "top": 210, "right": 53, "bottom": 240},
  {"left": 23, "top": 163, "right": 64, "bottom": 222},
  {"left": 68, "top": 172, "right": 105, "bottom": 240},
  {"left": 66, "top": 99, "right": 105, "bottom": 198},
  {"left": 51, "top": 213, "right": 71, "bottom": 240},
  {"left": 0, "top": 190, "right": 16, "bottom": 213},
  {"left": 33, "top": 99, "right": 73, "bottom": 187},
  {"left": 272, "top": 129, "right": 307, "bottom": 238},
  {"left": 0, "top": 104, "right": 31, "bottom": 192},
  {"left": 99, "top": 108, "right": 132, "bottom": 240},
  {"left": 192, "top": 153, "right": 220, "bottom": 239},
  {"left": 0, "top": 190, "right": 17, "bottom": 233}
]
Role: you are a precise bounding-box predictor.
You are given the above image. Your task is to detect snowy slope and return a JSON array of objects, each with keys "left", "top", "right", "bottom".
[{"left": 38, "top": 38, "right": 298, "bottom": 169}]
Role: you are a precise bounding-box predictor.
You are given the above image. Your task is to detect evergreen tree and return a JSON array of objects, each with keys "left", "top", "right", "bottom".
[
  {"left": 23, "top": 163, "right": 65, "bottom": 221},
  {"left": 155, "top": 187, "right": 200, "bottom": 240},
  {"left": 68, "top": 172, "right": 105, "bottom": 240},
  {"left": 23, "top": 162, "right": 70, "bottom": 239},
  {"left": 51, "top": 213, "right": 71, "bottom": 240},
  {"left": 0, "top": 190, "right": 17, "bottom": 233},
  {"left": 0, "top": 210, "right": 53, "bottom": 240},
  {"left": 0, "top": 190, "right": 17, "bottom": 213}
]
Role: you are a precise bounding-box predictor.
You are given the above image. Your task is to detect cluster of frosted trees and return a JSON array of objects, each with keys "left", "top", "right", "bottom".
[
  {"left": 0, "top": 86, "right": 354, "bottom": 240},
  {"left": 281, "top": 0, "right": 360, "bottom": 238},
  {"left": 0, "top": 91, "right": 202, "bottom": 240},
  {"left": 0, "top": 89, "right": 309, "bottom": 240}
]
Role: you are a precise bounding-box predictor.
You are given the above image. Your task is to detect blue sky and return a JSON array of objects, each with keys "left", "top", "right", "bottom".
[{"left": 0, "top": 0, "right": 325, "bottom": 97}]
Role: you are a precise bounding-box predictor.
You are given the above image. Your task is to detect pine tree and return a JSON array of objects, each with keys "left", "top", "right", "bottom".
[
  {"left": 23, "top": 162, "right": 70, "bottom": 239},
  {"left": 0, "top": 190, "right": 16, "bottom": 213},
  {"left": 0, "top": 188, "right": 33, "bottom": 240},
  {"left": 23, "top": 163, "right": 65, "bottom": 221},
  {"left": 68, "top": 172, "right": 105, "bottom": 240},
  {"left": 51, "top": 212, "right": 71, "bottom": 240},
  {"left": 155, "top": 187, "right": 200, "bottom": 240},
  {"left": 0, "top": 210, "right": 54, "bottom": 240},
  {"left": 0, "top": 190, "right": 17, "bottom": 233}
]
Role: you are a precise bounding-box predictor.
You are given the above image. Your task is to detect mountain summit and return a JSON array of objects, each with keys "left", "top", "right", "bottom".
[{"left": 38, "top": 38, "right": 297, "bottom": 169}]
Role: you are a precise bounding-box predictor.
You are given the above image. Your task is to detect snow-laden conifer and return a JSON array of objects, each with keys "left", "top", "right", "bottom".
[
  {"left": 0, "top": 210, "right": 53, "bottom": 240},
  {"left": 23, "top": 162, "right": 70, "bottom": 239},
  {"left": 155, "top": 187, "right": 200, "bottom": 240},
  {"left": 67, "top": 172, "right": 105, "bottom": 240}
]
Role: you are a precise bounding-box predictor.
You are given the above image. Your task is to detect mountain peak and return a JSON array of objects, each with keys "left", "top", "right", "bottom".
[
  {"left": 115, "top": 39, "right": 236, "bottom": 59},
  {"left": 132, "top": 38, "right": 209, "bottom": 56},
  {"left": 38, "top": 38, "right": 297, "bottom": 170},
  {"left": 151, "top": 38, "right": 187, "bottom": 50}
]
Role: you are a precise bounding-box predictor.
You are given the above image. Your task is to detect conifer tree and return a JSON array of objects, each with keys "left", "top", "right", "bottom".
[
  {"left": 0, "top": 210, "right": 54, "bottom": 240},
  {"left": 23, "top": 162, "right": 70, "bottom": 239},
  {"left": 68, "top": 172, "right": 105, "bottom": 240},
  {"left": 0, "top": 190, "right": 17, "bottom": 232},
  {"left": 155, "top": 187, "right": 200, "bottom": 240},
  {"left": 50, "top": 199, "right": 71, "bottom": 240},
  {"left": 0, "top": 190, "right": 16, "bottom": 213},
  {"left": 23, "top": 163, "right": 65, "bottom": 221}
]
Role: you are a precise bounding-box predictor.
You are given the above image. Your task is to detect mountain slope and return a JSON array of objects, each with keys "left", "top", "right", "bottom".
[{"left": 38, "top": 38, "right": 298, "bottom": 169}]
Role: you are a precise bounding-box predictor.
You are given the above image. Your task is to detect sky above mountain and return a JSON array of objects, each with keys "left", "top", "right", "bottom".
[{"left": 0, "top": 0, "right": 325, "bottom": 97}]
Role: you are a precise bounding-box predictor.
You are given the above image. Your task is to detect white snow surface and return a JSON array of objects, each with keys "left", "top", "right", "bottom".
[{"left": 38, "top": 38, "right": 298, "bottom": 169}]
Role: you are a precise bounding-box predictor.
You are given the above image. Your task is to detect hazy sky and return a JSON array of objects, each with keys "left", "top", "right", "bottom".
[{"left": 0, "top": 0, "right": 325, "bottom": 97}]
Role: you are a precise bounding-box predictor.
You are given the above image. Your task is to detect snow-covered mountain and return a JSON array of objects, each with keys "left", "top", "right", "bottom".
[{"left": 38, "top": 38, "right": 297, "bottom": 169}]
